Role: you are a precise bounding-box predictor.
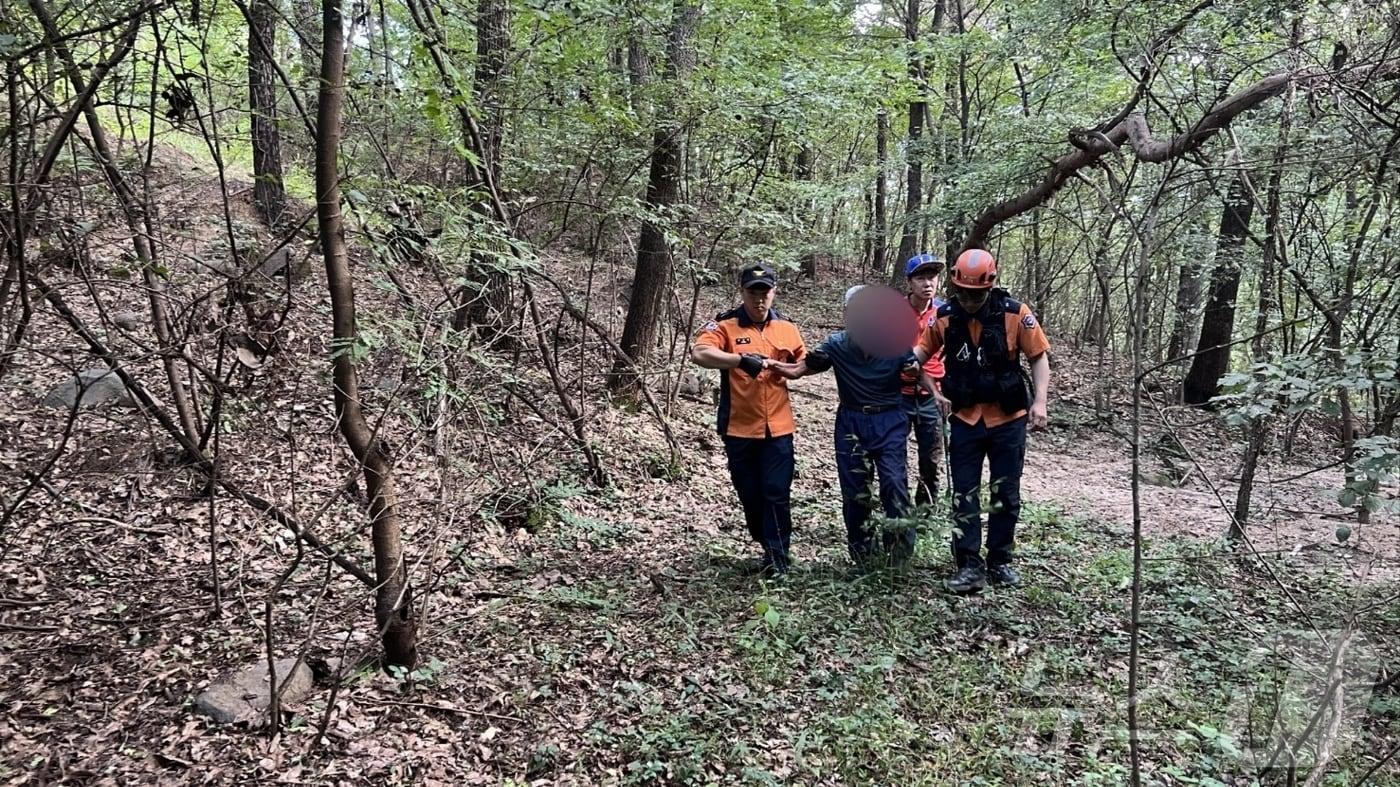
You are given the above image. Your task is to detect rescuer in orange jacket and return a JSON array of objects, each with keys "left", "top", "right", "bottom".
[{"left": 691, "top": 262, "right": 807, "bottom": 575}]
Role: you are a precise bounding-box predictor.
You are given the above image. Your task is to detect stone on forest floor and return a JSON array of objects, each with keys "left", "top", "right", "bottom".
[
  {"left": 112, "top": 311, "right": 144, "bottom": 331},
  {"left": 40, "top": 367, "right": 134, "bottom": 409},
  {"left": 192, "top": 658, "right": 314, "bottom": 724}
]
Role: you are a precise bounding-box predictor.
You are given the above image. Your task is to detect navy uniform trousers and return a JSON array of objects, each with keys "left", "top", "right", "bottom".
[
  {"left": 722, "top": 434, "right": 794, "bottom": 570},
  {"left": 902, "top": 394, "right": 943, "bottom": 505},
  {"left": 948, "top": 415, "right": 1028, "bottom": 569},
  {"left": 834, "top": 407, "right": 916, "bottom": 563}
]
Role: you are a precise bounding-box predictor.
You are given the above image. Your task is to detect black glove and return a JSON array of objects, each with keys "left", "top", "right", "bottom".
[{"left": 737, "top": 353, "right": 766, "bottom": 377}]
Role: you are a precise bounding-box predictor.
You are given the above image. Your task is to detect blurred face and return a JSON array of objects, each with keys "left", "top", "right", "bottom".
[
  {"left": 953, "top": 284, "right": 990, "bottom": 313},
  {"left": 742, "top": 284, "right": 776, "bottom": 320},
  {"left": 908, "top": 269, "right": 941, "bottom": 302}
]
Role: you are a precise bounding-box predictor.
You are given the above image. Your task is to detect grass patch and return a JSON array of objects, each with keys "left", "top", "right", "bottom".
[{"left": 441, "top": 503, "right": 1399, "bottom": 783}]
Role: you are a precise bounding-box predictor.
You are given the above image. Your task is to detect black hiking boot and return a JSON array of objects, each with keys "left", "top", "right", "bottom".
[
  {"left": 944, "top": 565, "right": 986, "bottom": 594},
  {"left": 987, "top": 563, "right": 1021, "bottom": 588}
]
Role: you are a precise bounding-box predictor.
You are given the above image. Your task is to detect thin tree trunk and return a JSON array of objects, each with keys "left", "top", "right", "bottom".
[
  {"left": 626, "top": 0, "right": 650, "bottom": 101},
  {"left": 249, "top": 0, "right": 287, "bottom": 226},
  {"left": 291, "top": 0, "right": 321, "bottom": 128},
  {"left": 609, "top": 0, "right": 699, "bottom": 392},
  {"left": 862, "top": 188, "right": 874, "bottom": 271},
  {"left": 454, "top": 0, "right": 513, "bottom": 337},
  {"left": 315, "top": 0, "right": 417, "bottom": 669},
  {"left": 1333, "top": 145, "right": 1399, "bottom": 524},
  {"left": 1167, "top": 253, "right": 1204, "bottom": 362},
  {"left": 1, "top": 63, "right": 31, "bottom": 380},
  {"left": 796, "top": 144, "right": 817, "bottom": 278},
  {"left": 893, "top": 0, "right": 925, "bottom": 277},
  {"left": 1232, "top": 23, "right": 1298, "bottom": 540},
  {"left": 27, "top": 0, "right": 203, "bottom": 447},
  {"left": 1, "top": 17, "right": 138, "bottom": 375},
  {"left": 1182, "top": 170, "right": 1254, "bottom": 406},
  {"left": 873, "top": 110, "right": 888, "bottom": 274}
]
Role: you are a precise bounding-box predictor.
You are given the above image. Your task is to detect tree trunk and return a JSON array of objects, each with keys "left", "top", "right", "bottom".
[
  {"left": 1182, "top": 172, "right": 1254, "bottom": 406},
  {"left": 627, "top": 34, "right": 650, "bottom": 91},
  {"left": 873, "top": 110, "right": 888, "bottom": 274},
  {"left": 1334, "top": 135, "right": 1400, "bottom": 524},
  {"left": 1232, "top": 41, "right": 1296, "bottom": 539},
  {"left": 1167, "top": 248, "right": 1205, "bottom": 361},
  {"left": 474, "top": 0, "right": 510, "bottom": 175},
  {"left": 249, "top": 0, "right": 287, "bottom": 226},
  {"left": 454, "top": 0, "right": 513, "bottom": 337},
  {"left": 315, "top": 0, "right": 417, "bottom": 669},
  {"left": 796, "top": 144, "right": 817, "bottom": 278},
  {"left": 893, "top": 0, "right": 925, "bottom": 278},
  {"left": 291, "top": 0, "right": 321, "bottom": 125},
  {"left": 609, "top": 0, "right": 699, "bottom": 392}
]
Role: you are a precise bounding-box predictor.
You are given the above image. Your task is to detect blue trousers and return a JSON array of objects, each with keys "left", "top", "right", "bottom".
[
  {"left": 722, "top": 434, "right": 794, "bottom": 569},
  {"left": 834, "top": 408, "right": 916, "bottom": 563},
  {"left": 948, "top": 416, "right": 1027, "bottom": 569},
  {"left": 902, "top": 394, "right": 943, "bottom": 506}
]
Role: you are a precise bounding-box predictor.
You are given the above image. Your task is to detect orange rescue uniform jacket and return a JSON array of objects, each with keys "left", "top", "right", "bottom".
[
  {"left": 917, "top": 301, "right": 1050, "bottom": 428},
  {"left": 695, "top": 307, "right": 807, "bottom": 438}
]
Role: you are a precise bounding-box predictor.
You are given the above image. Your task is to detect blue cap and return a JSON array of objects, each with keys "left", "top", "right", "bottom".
[{"left": 904, "top": 253, "right": 944, "bottom": 278}]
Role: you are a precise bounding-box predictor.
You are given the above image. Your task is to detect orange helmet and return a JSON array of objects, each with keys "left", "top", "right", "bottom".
[{"left": 950, "top": 249, "right": 998, "bottom": 289}]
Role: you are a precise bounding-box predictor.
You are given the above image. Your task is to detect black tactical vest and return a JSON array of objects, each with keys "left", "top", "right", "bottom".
[{"left": 939, "top": 289, "right": 1031, "bottom": 413}]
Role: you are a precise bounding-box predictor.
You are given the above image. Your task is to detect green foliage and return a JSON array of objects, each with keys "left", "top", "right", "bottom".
[{"left": 447, "top": 505, "right": 1399, "bottom": 781}]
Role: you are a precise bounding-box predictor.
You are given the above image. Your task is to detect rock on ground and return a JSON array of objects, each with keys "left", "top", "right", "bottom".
[
  {"left": 193, "top": 658, "right": 314, "bottom": 724},
  {"left": 40, "top": 367, "right": 134, "bottom": 409}
]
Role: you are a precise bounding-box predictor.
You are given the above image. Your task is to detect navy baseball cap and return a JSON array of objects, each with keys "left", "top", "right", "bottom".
[
  {"left": 740, "top": 262, "right": 777, "bottom": 289},
  {"left": 904, "top": 253, "right": 945, "bottom": 278}
]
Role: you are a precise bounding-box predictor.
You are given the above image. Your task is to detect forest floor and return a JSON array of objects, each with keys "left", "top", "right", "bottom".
[{"left": 1, "top": 151, "right": 1398, "bottom": 784}]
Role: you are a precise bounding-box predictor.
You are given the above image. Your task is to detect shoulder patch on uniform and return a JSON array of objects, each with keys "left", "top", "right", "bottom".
[
  {"left": 701, "top": 320, "right": 721, "bottom": 333},
  {"left": 1021, "top": 313, "right": 1037, "bottom": 329}
]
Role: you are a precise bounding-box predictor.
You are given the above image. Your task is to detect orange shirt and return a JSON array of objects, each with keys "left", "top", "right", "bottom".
[
  {"left": 918, "top": 300, "right": 1050, "bottom": 427},
  {"left": 902, "top": 297, "right": 945, "bottom": 396},
  {"left": 695, "top": 307, "right": 807, "bottom": 438}
]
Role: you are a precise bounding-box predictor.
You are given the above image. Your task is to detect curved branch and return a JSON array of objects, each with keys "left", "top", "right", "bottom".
[{"left": 962, "top": 58, "right": 1400, "bottom": 251}]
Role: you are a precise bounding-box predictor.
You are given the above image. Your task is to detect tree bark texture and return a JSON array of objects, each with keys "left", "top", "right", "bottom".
[
  {"left": 609, "top": 0, "right": 699, "bottom": 391},
  {"left": 873, "top": 110, "right": 889, "bottom": 274},
  {"left": 315, "top": 0, "right": 418, "bottom": 669},
  {"left": 249, "top": 0, "right": 287, "bottom": 226},
  {"left": 474, "top": 0, "right": 510, "bottom": 179},
  {"left": 1167, "top": 251, "right": 1204, "bottom": 361},
  {"left": 894, "top": 0, "right": 925, "bottom": 278},
  {"left": 1182, "top": 172, "right": 1254, "bottom": 406},
  {"left": 454, "top": 0, "right": 514, "bottom": 337},
  {"left": 796, "top": 144, "right": 817, "bottom": 278}
]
